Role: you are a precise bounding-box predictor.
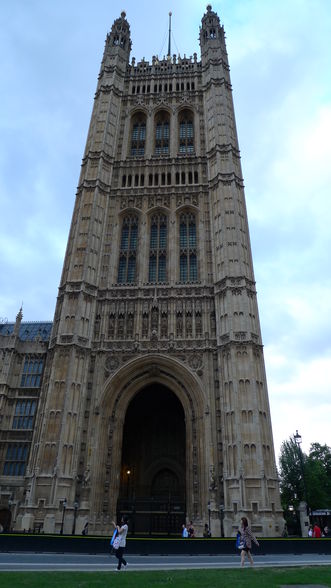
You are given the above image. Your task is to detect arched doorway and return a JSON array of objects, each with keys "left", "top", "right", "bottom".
[
  {"left": 0, "top": 508, "right": 11, "bottom": 532},
  {"left": 117, "top": 383, "right": 186, "bottom": 534}
]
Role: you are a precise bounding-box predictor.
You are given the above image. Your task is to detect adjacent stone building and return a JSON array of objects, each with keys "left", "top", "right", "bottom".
[{"left": 0, "top": 6, "right": 283, "bottom": 536}]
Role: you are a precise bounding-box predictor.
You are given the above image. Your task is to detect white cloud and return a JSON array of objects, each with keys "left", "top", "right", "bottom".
[
  {"left": 0, "top": 0, "right": 331, "bottom": 459},
  {"left": 267, "top": 350, "right": 331, "bottom": 458}
]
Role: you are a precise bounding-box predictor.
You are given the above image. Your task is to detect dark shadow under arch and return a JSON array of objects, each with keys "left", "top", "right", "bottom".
[{"left": 117, "top": 383, "right": 186, "bottom": 534}]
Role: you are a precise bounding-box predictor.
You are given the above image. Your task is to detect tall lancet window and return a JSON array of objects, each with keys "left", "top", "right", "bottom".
[
  {"left": 155, "top": 111, "right": 170, "bottom": 155},
  {"left": 179, "top": 212, "right": 197, "bottom": 282},
  {"left": 131, "top": 113, "right": 146, "bottom": 156},
  {"left": 149, "top": 214, "right": 167, "bottom": 282},
  {"left": 118, "top": 215, "right": 138, "bottom": 283},
  {"left": 179, "top": 110, "right": 194, "bottom": 154}
]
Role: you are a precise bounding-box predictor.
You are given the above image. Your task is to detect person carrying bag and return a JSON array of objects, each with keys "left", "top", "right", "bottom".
[
  {"left": 238, "top": 516, "right": 259, "bottom": 567},
  {"left": 111, "top": 516, "right": 129, "bottom": 571}
]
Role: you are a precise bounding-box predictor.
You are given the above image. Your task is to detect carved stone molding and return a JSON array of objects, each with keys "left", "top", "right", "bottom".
[
  {"left": 188, "top": 354, "right": 203, "bottom": 371},
  {"left": 105, "top": 356, "right": 120, "bottom": 373},
  {"left": 120, "top": 195, "right": 142, "bottom": 209}
]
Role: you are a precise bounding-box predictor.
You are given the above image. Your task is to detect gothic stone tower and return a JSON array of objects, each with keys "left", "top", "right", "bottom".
[{"left": 19, "top": 6, "right": 283, "bottom": 536}]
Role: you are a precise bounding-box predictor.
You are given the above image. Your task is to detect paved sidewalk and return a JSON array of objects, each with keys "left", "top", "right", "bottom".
[{"left": 1, "top": 552, "right": 331, "bottom": 571}]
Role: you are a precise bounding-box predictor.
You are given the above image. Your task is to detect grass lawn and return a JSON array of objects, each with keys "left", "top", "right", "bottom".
[{"left": 0, "top": 567, "right": 331, "bottom": 588}]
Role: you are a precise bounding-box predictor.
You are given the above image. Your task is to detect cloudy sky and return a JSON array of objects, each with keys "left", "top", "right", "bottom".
[{"left": 1, "top": 0, "right": 331, "bottom": 461}]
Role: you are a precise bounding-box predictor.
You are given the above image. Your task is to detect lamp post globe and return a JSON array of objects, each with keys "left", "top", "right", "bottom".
[{"left": 294, "top": 430, "right": 309, "bottom": 517}]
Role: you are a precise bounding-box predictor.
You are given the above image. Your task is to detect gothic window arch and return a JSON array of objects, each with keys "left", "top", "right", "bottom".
[
  {"left": 3, "top": 443, "right": 29, "bottom": 476},
  {"left": 117, "top": 215, "right": 138, "bottom": 283},
  {"left": 12, "top": 400, "right": 37, "bottom": 429},
  {"left": 179, "top": 109, "right": 194, "bottom": 154},
  {"left": 149, "top": 213, "right": 167, "bottom": 282},
  {"left": 21, "top": 357, "right": 44, "bottom": 387},
  {"left": 179, "top": 211, "right": 198, "bottom": 282},
  {"left": 130, "top": 112, "right": 146, "bottom": 156},
  {"left": 155, "top": 110, "right": 170, "bottom": 155}
]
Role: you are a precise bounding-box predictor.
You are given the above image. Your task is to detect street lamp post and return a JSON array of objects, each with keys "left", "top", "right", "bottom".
[
  {"left": 294, "top": 430, "right": 309, "bottom": 517},
  {"left": 219, "top": 504, "right": 225, "bottom": 537},
  {"left": 60, "top": 498, "right": 67, "bottom": 535},
  {"left": 72, "top": 500, "right": 79, "bottom": 535},
  {"left": 8, "top": 499, "right": 13, "bottom": 533}
]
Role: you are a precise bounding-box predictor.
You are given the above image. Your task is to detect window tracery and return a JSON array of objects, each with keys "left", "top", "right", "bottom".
[
  {"left": 131, "top": 113, "right": 146, "bottom": 156},
  {"left": 12, "top": 400, "right": 37, "bottom": 430},
  {"left": 179, "top": 212, "right": 198, "bottom": 282},
  {"left": 179, "top": 110, "right": 194, "bottom": 154},
  {"left": 21, "top": 357, "right": 44, "bottom": 387},
  {"left": 155, "top": 111, "right": 170, "bottom": 155},
  {"left": 149, "top": 213, "right": 167, "bottom": 282},
  {"left": 118, "top": 215, "right": 138, "bottom": 283},
  {"left": 3, "top": 443, "right": 29, "bottom": 476}
]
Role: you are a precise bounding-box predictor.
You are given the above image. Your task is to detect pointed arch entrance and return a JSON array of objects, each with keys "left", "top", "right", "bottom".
[
  {"left": 117, "top": 383, "right": 186, "bottom": 534},
  {"left": 93, "top": 354, "right": 206, "bottom": 536}
]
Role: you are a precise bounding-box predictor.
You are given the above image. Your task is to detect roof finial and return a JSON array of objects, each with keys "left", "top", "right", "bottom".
[
  {"left": 14, "top": 304, "right": 23, "bottom": 336},
  {"left": 17, "top": 303, "right": 23, "bottom": 321},
  {"left": 167, "top": 11, "right": 172, "bottom": 58}
]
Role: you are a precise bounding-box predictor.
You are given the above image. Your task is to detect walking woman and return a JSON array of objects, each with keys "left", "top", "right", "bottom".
[
  {"left": 112, "top": 516, "right": 129, "bottom": 571},
  {"left": 239, "top": 516, "right": 259, "bottom": 567}
]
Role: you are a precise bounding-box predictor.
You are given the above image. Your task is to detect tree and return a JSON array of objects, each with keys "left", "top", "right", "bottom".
[
  {"left": 279, "top": 436, "right": 304, "bottom": 509},
  {"left": 305, "top": 443, "right": 331, "bottom": 511},
  {"left": 279, "top": 438, "right": 331, "bottom": 517},
  {"left": 279, "top": 436, "right": 304, "bottom": 534}
]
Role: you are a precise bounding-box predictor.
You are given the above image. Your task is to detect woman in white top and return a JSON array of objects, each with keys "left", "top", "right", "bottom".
[{"left": 112, "top": 516, "right": 129, "bottom": 571}]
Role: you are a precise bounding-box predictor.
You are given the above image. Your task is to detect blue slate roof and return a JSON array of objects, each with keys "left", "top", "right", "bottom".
[{"left": 0, "top": 321, "right": 53, "bottom": 341}]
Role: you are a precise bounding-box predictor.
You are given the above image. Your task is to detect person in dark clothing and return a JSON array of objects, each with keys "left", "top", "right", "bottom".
[{"left": 112, "top": 516, "right": 129, "bottom": 571}]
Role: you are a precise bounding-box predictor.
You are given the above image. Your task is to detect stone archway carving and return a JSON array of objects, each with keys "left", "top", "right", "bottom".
[{"left": 90, "top": 354, "right": 205, "bottom": 524}]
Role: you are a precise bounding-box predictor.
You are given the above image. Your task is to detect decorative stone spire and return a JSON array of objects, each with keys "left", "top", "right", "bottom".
[{"left": 13, "top": 305, "right": 23, "bottom": 336}]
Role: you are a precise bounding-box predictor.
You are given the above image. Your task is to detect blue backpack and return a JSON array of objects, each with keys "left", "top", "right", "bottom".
[
  {"left": 110, "top": 529, "right": 118, "bottom": 546},
  {"left": 236, "top": 531, "right": 245, "bottom": 549}
]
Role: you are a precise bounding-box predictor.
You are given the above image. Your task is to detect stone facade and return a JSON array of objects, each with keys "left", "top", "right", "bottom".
[{"left": 0, "top": 6, "right": 284, "bottom": 537}]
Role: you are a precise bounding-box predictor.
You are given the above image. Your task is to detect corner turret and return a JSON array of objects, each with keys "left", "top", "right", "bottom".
[
  {"left": 199, "top": 4, "right": 226, "bottom": 62},
  {"left": 102, "top": 11, "right": 131, "bottom": 71}
]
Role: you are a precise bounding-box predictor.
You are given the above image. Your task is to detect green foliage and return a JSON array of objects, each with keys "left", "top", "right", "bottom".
[
  {"left": 279, "top": 436, "right": 303, "bottom": 509},
  {"left": 305, "top": 443, "right": 331, "bottom": 510},
  {"left": 279, "top": 437, "right": 331, "bottom": 521}
]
